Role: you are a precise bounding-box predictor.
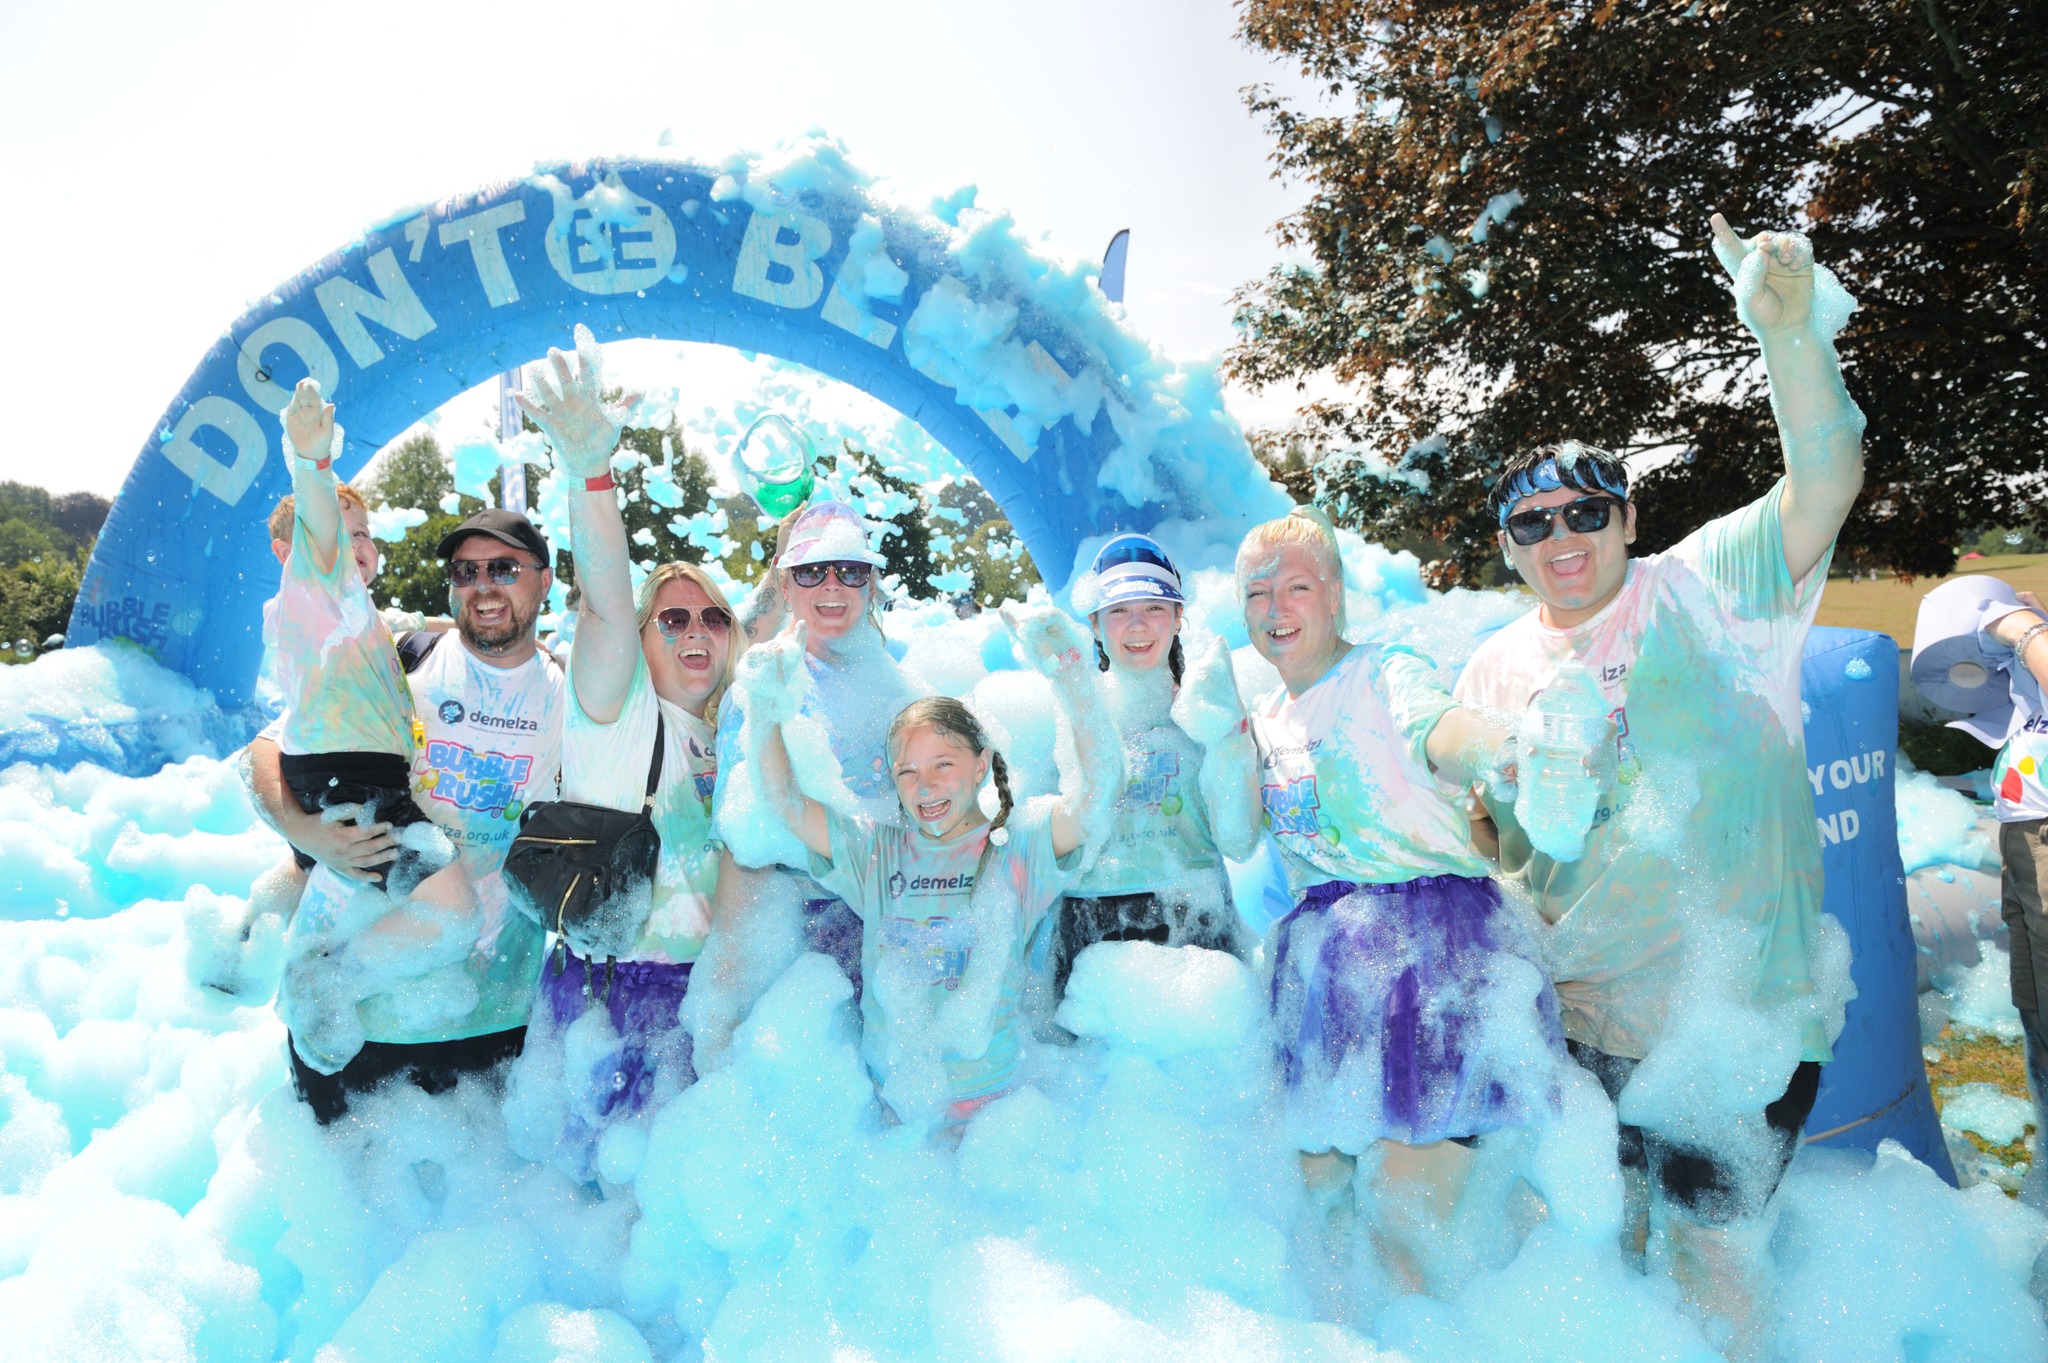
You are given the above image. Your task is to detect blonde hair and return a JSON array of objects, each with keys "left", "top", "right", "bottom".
[
  {"left": 1236, "top": 505, "right": 1348, "bottom": 631},
  {"left": 267, "top": 484, "right": 368, "bottom": 543},
  {"left": 636, "top": 560, "right": 745, "bottom": 726}
]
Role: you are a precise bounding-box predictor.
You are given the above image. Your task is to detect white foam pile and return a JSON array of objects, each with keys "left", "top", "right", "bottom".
[{"left": 0, "top": 632, "right": 2040, "bottom": 1363}]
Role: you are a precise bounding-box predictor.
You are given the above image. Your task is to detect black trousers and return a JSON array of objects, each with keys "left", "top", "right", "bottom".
[{"left": 289, "top": 1027, "right": 526, "bottom": 1125}]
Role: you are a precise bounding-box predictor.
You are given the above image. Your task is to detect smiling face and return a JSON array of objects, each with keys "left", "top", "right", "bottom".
[
  {"left": 448, "top": 536, "right": 551, "bottom": 661},
  {"left": 1097, "top": 599, "right": 1181, "bottom": 673},
  {"left": 340, "top": 500, "right": 380, "bottom": 584},
  {"left": 642, "top": 575, "right": 730, "bottom": 717},
  {"left": 1499, "top": 487, "right": 1636, "bottom": 628},
  {"left": 1242, "top": 542, "right": 1344, "bottom": 693},
  {"left": 891, "top": 722, "right": 991, "bottom": 842},
  {"left": 784, "top": 562, "right": 872, "bottom": 652}
]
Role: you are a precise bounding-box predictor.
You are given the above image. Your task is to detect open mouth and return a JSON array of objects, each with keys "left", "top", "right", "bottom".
[
  {"left": 814, "top": 601, "right": 850, "bottom": 621},
  {"left": 470, "top": 597, "right": 511, "bottom": 628},
  {"left": 677, "top": 646, "right": 711, "bottom": 672},
  {"left": 1266, "top": 625, "right": 1301, "bottom": 645},
  {"left": 1545, "top": 550, "right": 1591, "bottom": 581},
  {"left": 916, "top": 798, "right": 951, "bottom": 824}
]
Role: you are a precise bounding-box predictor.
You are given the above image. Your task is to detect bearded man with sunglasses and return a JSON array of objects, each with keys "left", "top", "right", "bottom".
[
  {"left": 249, "top": 506, "right": 565, "bottom": 1123},
  {"left": 1453, "top": 215, "right": 1864, "bottom": 1356}
]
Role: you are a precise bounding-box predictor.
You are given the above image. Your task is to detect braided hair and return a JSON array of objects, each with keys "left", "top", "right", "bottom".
[{"left": 886, "top": 696, "right": 1014, "bottom": 873}]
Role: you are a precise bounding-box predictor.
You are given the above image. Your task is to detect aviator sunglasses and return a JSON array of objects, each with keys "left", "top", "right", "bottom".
[
  {"left": 1504, "top": 496, "right": 1625, "bottom": 547},
  {"left": 787, "top": 560, "right": 873, "bottom": 589},
  {"left": 447, "top": 557, "right": 542, "bottom": 588},
  {"left": 654, "top": 606, "right": 733, "bottom": 638}
]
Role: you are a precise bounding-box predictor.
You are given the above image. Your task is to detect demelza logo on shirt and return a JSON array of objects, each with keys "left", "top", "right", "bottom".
[
  {"left": 463, "top": 710, "right": 541, "bottom": 733},
  {"left": 891, "top": 869, "right": 976, "bottom": 897}
]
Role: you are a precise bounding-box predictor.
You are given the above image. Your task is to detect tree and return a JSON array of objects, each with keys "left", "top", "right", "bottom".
[
  {"left": 360, "top": 433, "right": 469, "bottom": 616},
  {"left": 951, "top": 517, "right": 1042, "bottom": 606},
  {"left": 1230, "top": 0, "right": 2048, "bottom": 584},
  {"left": 833, "top": 442, "right": 938, "bottom": 599},
  {"left": 0, "top": 482, "right": 107, "bottom": 663}
]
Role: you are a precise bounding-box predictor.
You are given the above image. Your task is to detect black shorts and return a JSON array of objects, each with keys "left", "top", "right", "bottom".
[
  {"left": 279, "top": 750, "right": 443, "bottom": 891},
  {"left": 288, "top": 1027, "right": 526, "bottom": 1125},
  {"left": 1568, "top": 1039, "right": 1822, "bottom": 1225},
  {"left": 1051, "top": 891, "right": 1245, "bottom": 998}
]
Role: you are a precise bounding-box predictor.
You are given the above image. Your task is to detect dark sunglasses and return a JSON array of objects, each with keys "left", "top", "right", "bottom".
[
  {"left": 447, "top": 557, "right": 541, "bottom": 588},
  {"left": 654, "top": 606, "right": 732, "bottom": 638},
  {"left": 1504, "top": 496, "right": 1625, "bottom": 547},
  {"left": 787, "top": 560, "right": 873, "bottom": 589}
]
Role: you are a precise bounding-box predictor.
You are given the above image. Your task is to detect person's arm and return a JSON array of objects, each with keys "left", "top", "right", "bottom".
[
  {"left": 1989, "top": 590, "right": 2048, "bottom": 691},
  {"left": 1171, "top": 635, "right": 1262, "bottom": 860},
  {"left": 1378, "top": 646, "right": 1514, "bottom": 789},
  {"left": 1423, "top": 706, "right": 1516, "bottom": 788},
  {"left": 732, "top": 628, "right": 831, "bottom": 856},
  {"left": 514, "top": 324, "right": 641, "bottom": 724},
  {"left": 243, "top": 736, "right": 398, "bottom": 882},
  {"left": 1709, "top": 213, "right": 1866, "bottom": 583},
  {"left": 737, "top": 511, "right": 800, "bottom": 642},
  {"left": 281, "top": 379, "right": 346, "bottom": 575},
  {"left": 1003, "top": 606, "right": 1123, "bottom": 858}
]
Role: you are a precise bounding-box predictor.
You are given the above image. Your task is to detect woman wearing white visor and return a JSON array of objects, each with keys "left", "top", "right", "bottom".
[
  {"left": 1046, "top": 533, "right": 1262, "bottom": 1000},
  {"left": 692, "top": 499, "right": 927, "bottom": 1055}
]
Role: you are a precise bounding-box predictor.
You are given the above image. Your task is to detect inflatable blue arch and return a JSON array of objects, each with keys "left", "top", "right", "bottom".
[{"left": 71, "top": 151, "right": 1284, "bottom": 709}]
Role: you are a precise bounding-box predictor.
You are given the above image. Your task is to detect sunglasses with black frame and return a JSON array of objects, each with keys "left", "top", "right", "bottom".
[
  {"left": 446, "top": 557, "right": 544, "bottom": 588},
  {"left": 1503, "top": 496, "right": 1627, "bottom": 548},
  {"left": 786, "top": 560, "right": 874, "bottom": 589}
]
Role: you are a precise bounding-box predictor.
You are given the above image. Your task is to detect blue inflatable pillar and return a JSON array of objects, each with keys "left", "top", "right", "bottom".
[{"left": 1800, "top": 626, "right": 1957, "bottom": 1184}]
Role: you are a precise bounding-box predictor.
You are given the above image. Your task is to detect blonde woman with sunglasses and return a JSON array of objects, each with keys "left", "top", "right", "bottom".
[{"left": 500, "top": 327, "right": 744, "bottom": 1184}]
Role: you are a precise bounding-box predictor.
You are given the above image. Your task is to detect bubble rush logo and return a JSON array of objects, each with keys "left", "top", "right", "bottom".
[
  {"left": 439, "top": 699, "right": 466, "bottom": 724},
  {"left": 1127, "top": 749, "right": 1182, "bottom": 812},
  {"left": 1262, "top": 776, "right": 1324, "bottom": 839},
  {"left": 421, "top": 738, "right": 534, "bottom": 817}
]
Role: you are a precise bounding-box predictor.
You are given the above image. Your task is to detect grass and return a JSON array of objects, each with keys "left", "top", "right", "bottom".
[
  {"left": 1925, "top": 1028, "right": 2033, "bottom": 1180},
  {"left": 1815, "top": 552, "right": 2048, "bottom": 647}
]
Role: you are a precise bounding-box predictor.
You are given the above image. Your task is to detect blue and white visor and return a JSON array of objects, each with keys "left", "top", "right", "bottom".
[{"left": 1089, "top": 534, "right": 1184, "bottom": 607}]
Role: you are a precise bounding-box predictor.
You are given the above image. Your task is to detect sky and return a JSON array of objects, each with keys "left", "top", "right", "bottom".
[{"left": 0, "top": 0, "right": 1334, "bottom": 501}]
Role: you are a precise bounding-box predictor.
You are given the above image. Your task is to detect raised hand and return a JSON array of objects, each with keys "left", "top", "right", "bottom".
[
  {"left": 1710, "top": 213, "right": 1814, "bottom": 339},
  {"left": 1000, "top": 604, "right": 1090, "bottom": 677},
  {"left": 282, "top": 378, "right": 339, "bottom": 462},
  {"left": 512, "top": 323, "right": 642, "bottom": 481},
  {"left": 734, "top": 623, "right": 809, "bottom": 726},
  {"left": 1171, "top": 635, "right": 1248, "bottom": 749}
]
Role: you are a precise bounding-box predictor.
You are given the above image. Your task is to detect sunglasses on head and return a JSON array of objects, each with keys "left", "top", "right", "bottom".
[
  {"left": 1504, "top": 496, "right": 1625, "bottom": 547},
  {"left": 787, "top": 560, "right": 873, "bottom": 589},
  {"left": 447, "top": 557, "right": 541, "bottom": 588},
  {"left": 654, "top": 605, "right": 732, "bottom": 638}
]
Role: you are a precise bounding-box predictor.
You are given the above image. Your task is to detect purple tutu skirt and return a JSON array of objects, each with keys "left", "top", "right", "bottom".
[
  {"left": 1271, "top": 874, "right": 1562, "bottom": 1150},
  {"left": 804, "top": 896, "right": 865, "bottom": 1001},
  {"left": 513, "top": 950, "right": 696, "bottom": 1183}
]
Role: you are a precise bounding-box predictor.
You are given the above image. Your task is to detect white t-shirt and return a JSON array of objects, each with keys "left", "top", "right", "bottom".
[
  {"left": 1250, "top": 643, "right": 1485, "bottom": 892},
  {"left": 563, "top": 652, "right": 722, "bottom": 964},
  {"left": 267, "top": 517, "right": 412, "bottom": 758},
  {"left": 1995, "top": 716, "right": 2048, "bottom": 822},
  {"left": 1454, "top": 481, "right": 1833, "bottom": 1061}
]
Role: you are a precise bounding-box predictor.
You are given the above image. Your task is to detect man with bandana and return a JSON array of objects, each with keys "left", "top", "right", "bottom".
[{"left": 1453, "top": 216, "right": 1865, "bottom": 1358}]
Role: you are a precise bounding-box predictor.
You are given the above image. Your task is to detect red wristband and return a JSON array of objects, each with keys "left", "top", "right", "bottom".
[{"left": 584, "top": 472, "right": 615, "bottom": 492}]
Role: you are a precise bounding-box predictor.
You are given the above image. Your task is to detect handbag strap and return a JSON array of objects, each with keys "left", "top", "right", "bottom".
[{"left": 643, "top": 713, "right": 666, "bottom": 812}]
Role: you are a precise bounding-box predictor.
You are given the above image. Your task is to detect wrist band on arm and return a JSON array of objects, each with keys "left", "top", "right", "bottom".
[
  {"left": 584, "top": 472, "right": 615, "bottom": 492},
  {"left": 2014, "top": 620, "right": 2048, "bottom": 669}
]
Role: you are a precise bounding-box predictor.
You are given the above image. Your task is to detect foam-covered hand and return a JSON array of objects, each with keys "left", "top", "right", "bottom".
[
  {"left": 1171, "top": 636, "right": 1248, "bottom": 750},
  {"left": 734, "top": 624, "right": 809, "bottom": 727},
  {"left": 1001, "top": 604, "right": 1090, "bottom": 677},
  {"left": 1710, "top": 213, "right": 1816, "bottom": 341},
  {"left": 512, "top": 323, "right": 640, "bottom": 480},
  {"left": 282, "top": 378, "right": 341, "bottom": 462}
]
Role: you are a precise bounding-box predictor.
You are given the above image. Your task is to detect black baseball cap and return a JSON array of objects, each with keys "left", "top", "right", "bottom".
[{"left": 438, "top": 509, "right": 552, "bottom": 566}]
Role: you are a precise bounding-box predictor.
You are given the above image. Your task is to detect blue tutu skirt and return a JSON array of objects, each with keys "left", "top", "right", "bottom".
[{"left": 1271, "top": 874, "right": 1563, "bottom": 1151}]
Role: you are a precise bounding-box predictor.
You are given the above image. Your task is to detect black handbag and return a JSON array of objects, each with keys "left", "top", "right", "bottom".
[{"left": 503, "top": 715, "right": 665, "bottom": 999}]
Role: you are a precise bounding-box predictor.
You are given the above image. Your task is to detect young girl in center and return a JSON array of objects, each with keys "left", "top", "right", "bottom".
[{"left": 736, "top": 606, "right": 1116, "bottom": 1127}]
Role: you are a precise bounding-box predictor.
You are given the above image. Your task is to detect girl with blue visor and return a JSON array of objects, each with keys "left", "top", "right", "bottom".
[{"left": 1044, "top": 534, "right": 1263, "bottom": 1000}]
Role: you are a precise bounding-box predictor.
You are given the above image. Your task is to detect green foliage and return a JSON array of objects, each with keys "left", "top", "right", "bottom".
[
  {"left": 1230, "top": 0, "right": 2048, "bottom": 585},
  {"left": 834, "top": 443, "right": 938, "bottom": 599},
  {"left": 1967, "top": 525, "right": 2048, "bottom": 557},
  {"left": 0, "top": 482, "right": 108, "bottom": 663},
  {"left": 951, "top": 517, "right": 1040, "bottom": 606},
  {"left": 359, "top": 433, "right": 473, "bottom": 617}
]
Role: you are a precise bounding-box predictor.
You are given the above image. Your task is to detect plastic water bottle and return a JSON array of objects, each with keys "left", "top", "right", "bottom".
[
  {"left": 733, "top": 413, "right": 817, "bottom": 518},
  {"left": 1517, "top": 659, "right": 1616, "bottom": 862}
]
